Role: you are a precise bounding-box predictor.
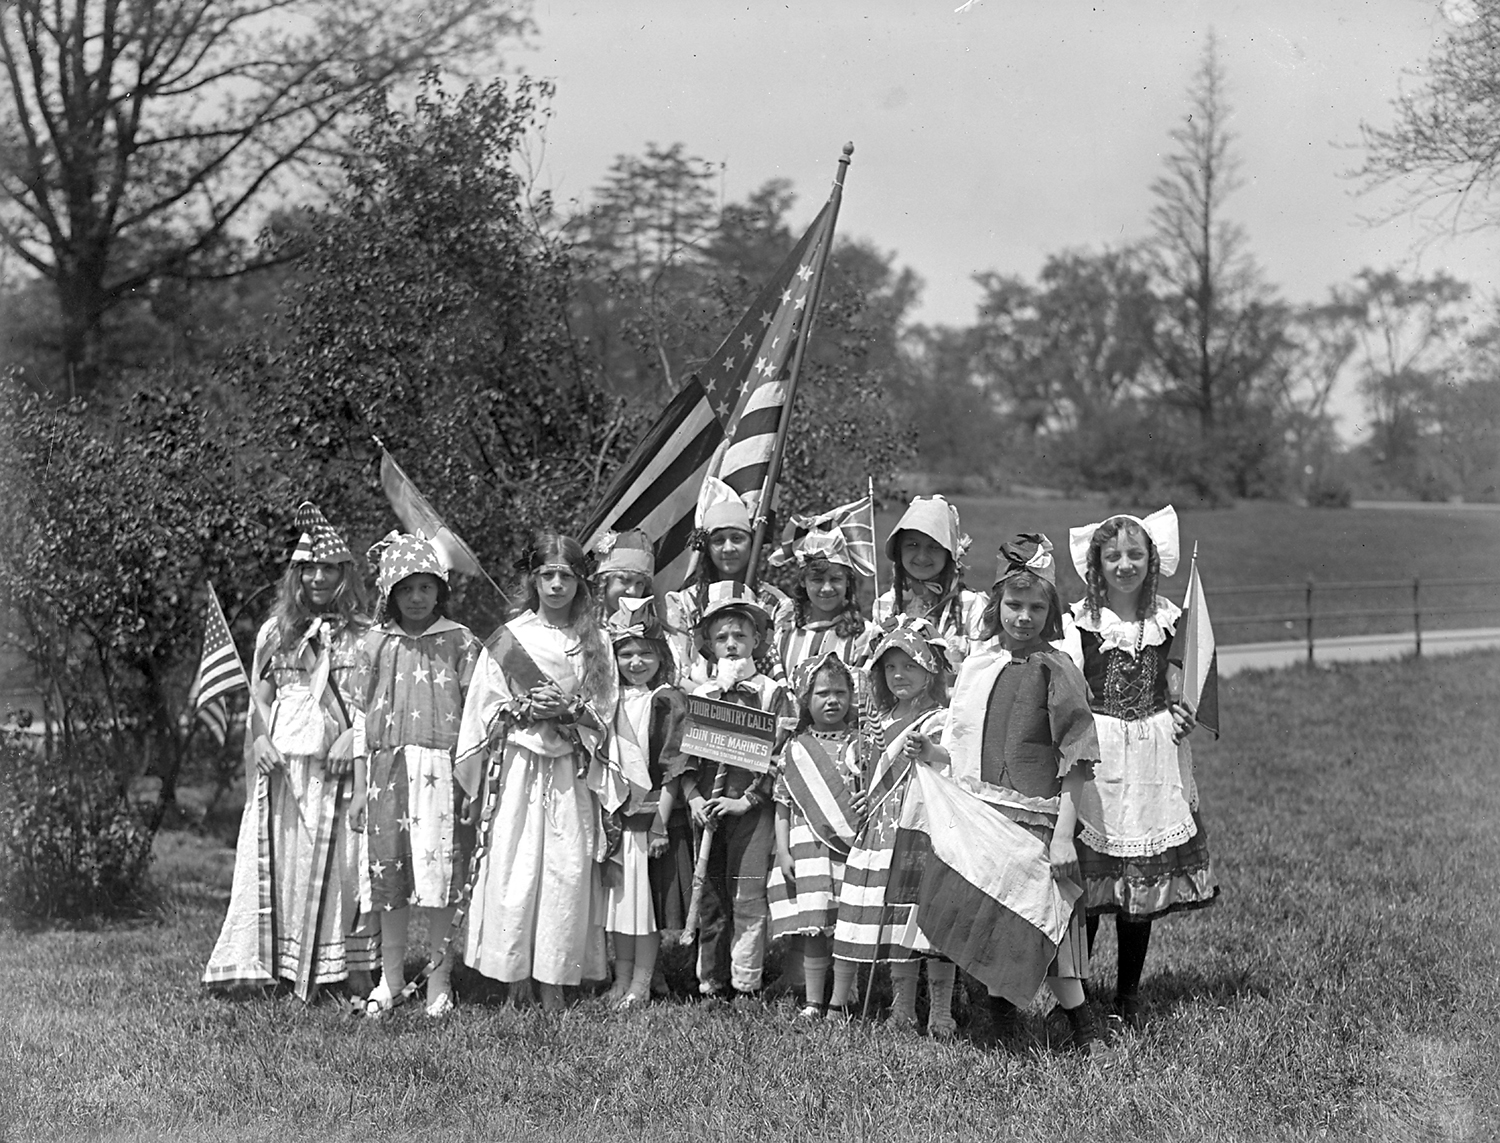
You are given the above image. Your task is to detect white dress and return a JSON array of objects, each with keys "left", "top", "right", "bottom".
[{"left": 455, "top": 613, "right": 610, "bottom": 986}]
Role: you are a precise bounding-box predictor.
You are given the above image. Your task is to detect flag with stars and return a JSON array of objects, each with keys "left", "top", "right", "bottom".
[
  {"left": 582, "top": 197, "right": 839, "bottom": 592},
  {"left": 190, "top": 583, "right": 248, "bottom": 745}
]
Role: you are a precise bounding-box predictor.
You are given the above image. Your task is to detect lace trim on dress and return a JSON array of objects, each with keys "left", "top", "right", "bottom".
[
  {"left": 1078, "top": 813, "right": 1198, "bottom": 858},
  {"left": 1071, "top": 598, "right": 1180, "bottom": 656}
]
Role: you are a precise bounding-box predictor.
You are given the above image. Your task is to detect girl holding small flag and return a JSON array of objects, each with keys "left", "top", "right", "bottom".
[
  {"left": 873, "top": 495, "right": 986, "bottom": 670},
  {"left": 204, "top": 502, "right": 377, "bottom": 1002},
  {"left": 455, "top": 533, "right": 615, "bottom": 1012},
  {"left": 833, "top": 618, "right": 957, "bottom": 1037},
  {"left": 602, "top": 595, "right": 694, "bottom": 1008},
  {"left": 1066, "top": 508, "right": 1218, "bottom": 1030},
  {"left": 348, "top": 532, "right": 483, "bottom": 1018},
  {"left": 768, "top": 652, "right": 868, "bottom": 1018}
]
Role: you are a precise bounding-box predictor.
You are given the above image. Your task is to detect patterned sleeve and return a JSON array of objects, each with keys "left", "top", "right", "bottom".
[
  {"left": 453, "top": 646, "right": 516, "bottom": 799},
  {"left": 1046, "top": 652, "right": 1099, "bottom": 778}
]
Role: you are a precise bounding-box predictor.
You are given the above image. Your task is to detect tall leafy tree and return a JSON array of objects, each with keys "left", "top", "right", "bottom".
[{"left": 0, "top": 0, "right": 531, "bottom": 396}]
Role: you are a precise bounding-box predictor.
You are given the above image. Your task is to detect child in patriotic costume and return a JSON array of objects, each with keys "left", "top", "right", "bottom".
[
  {"left": 911, "top": 534, "right": 1102, "bottom": 1051},
  {"left": 873, "top": 495, "right": 985, "bottom": 669},
  {"left": 769, "top": 652, "right": 868, "bottom": 1018},
  {"left": 593, "top": 528, "right": 656, "bottom": 616},
  {"left": 768, "top": 525, "right": 880, "bottom": 674},
  {"left": 203, "top": 502, "right": 377, "bottom": 1002},
  {"left": 349, "top": 532, "right": 483, "bottom": 1018},
  {"left": 664, "top": 476, "right": 786, "bottom": 688},
  {"left": 455, "top": 533, "right": 616, "bottom": 1012},
  {"left": 833, "top": 618, "right": 957, "bottom": 1036},
  {"left": 680, "top": 582, "right": 795, "bottom": 999},
  {"left": 603, "top": 595, "right": 694, "bottom": 1008},
  {"left": 1067, "top": 507, "right": 1216, "bottom": 1029}
]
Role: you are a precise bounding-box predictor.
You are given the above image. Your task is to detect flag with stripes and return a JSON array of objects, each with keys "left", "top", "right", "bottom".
[
  {"left": 582, "top": 198, "right": 839, "bottom": 591},
  {"left": 191, "top": 583, "right": 248, "bottom": 744},
  {"left": 1172, "top": 554, "right": 1220, "bottom": 738},
  {"left": 378, "top": 445, "right": 486, "bottom": 579},
  {"left": 782, "top": 733, "right": 864, "bottom": 858},
  {"left": 885, "top": 762, "right": 1083, "bottom": 1006}
]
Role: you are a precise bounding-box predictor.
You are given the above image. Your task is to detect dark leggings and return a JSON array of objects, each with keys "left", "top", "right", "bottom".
[{"left": 1086, "top": 914, "right": 1153, "bottom": 999}]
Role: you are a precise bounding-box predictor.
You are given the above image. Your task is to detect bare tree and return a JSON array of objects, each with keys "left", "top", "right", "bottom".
[
  {"left": 1358, "top": 1, "right": 1500, "bottom": 231},
  {"left": 0, "top": 0, "right": 530, "bottom": 395},
  {"left": 1148, "top": 33, "right": 1282, "bottom": 435}
]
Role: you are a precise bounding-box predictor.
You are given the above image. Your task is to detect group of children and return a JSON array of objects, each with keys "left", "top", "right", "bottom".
[{"left": 204, "top": 486, "right": 1218, "bottom": 1051}]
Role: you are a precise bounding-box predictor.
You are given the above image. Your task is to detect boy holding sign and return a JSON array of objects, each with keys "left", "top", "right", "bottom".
[{"left": 680, "top": 582, "right": 795, "bottom": 1001}]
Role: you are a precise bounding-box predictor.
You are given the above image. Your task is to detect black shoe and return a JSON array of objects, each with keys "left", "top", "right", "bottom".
[
  {"left": 1113, "top": 990, "right": 1144, "bottom": 1031},
  {"left": 986, "top": 995, "right": 1023, "bottom": 1044},
  {"left": 1063, "top": 1003, "right": 1101, "bottom": 1055}
]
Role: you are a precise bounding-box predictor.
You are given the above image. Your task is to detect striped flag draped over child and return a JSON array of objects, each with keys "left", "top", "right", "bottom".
[
  {"left": 581, "top": 196, "right": 841, "bottom": 591},
  {"left": 190, "top": 583, "right": 248, "bottom": 744}
]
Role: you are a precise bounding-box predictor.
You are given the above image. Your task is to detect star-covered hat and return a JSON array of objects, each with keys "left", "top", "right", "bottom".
[
  {"left": 290, "top": 501, "right": 353, "bottom": 564},
  {"left": 595, "top": 528, "right": 655, "bottom": 578},
  {"left": 868, "top": 616, "right": 949, "bottom": 677},
  {"left": 1067, "top": 506, "right": 1180, "bottom": 580},
  {"left": 995, "top": 533, "right": 1057, "bottom": 585},
  {"left": 369, "top": 530, "right": 447, "bottom": 605}
]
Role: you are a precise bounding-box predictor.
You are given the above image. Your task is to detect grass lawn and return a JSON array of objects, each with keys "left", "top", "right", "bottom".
[
  {"left": 874, "top": 496, "right": 1500, "bottom": 643},
  {"left": 3, "top": 650, "right": 1498, "bottom": 1141}
]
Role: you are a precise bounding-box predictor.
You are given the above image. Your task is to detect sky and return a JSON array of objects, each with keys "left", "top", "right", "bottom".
[{"left": 516, "top": 0, "right": 1499, "bottom": 435}]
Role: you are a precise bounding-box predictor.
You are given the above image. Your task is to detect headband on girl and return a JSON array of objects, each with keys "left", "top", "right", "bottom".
[
  {"left": 291, "top": 501, "right": 354, "bottom": 565},
  {"left": 995, "top": 533, "right": 1056, "bottom": 586},
  {"left": 884, "top": 495, "right": 971, "bottom": 569},
  {"left": 605, "top": 594, "right": 661, "bottom": 644},
  {"left": 1068, "top": 506, "right": 1180, "bottom": 580},
  {"left": 869, "top": 616, "right": 949, "bottom": 677}
]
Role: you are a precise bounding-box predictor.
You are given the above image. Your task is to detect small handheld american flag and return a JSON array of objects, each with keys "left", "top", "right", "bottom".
[{"left": 190, "top": 583, "right": 249, "bottom": 745}]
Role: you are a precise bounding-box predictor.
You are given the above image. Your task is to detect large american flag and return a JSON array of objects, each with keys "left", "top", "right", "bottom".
[
  {"left": 582, "top": 196, "right": 839, "bottom": 591},
  {"left": 190, "top": 583, "right": 248, "bottom": 745}
]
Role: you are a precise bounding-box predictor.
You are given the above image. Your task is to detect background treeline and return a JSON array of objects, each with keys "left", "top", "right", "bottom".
[{"left": 1, "top": 1, "right": 1497, "bottom": 912}]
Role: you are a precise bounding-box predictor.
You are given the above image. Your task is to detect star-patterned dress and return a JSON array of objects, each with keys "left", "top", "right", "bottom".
[
  {"left": 203, "top": 617, "right": 377, "bottom": 998},
  {"left": 352, "top": 616, "right": 482, "bottom": 912}
]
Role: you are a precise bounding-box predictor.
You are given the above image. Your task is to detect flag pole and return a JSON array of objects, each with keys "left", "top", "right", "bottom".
[
  {"left": 745, "top": 142, "right": 854, "bottom": 590},
  {"left": 867, "top": 475, "right": 879, "bottom": 604}
]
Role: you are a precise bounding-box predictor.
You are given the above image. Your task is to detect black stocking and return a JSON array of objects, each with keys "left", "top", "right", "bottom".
[{"left": 1115, "top": 916, "right": 1152, "bottom": 999}]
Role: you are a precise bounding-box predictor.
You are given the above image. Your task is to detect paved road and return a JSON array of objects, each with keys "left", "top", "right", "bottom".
[{"left": 1219, "top": 627, "right": 1500, "bottom": 676}]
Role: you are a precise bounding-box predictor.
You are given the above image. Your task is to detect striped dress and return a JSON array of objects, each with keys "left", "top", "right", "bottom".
[
  {"left": 832, "top": 704, "right": 947, "bottom": 962},
  {"left": 767, "top": 729, "right": 862, "bottom": 937},
  {"left": 772, "top": 604, "right": 880, "bottom": 677}
]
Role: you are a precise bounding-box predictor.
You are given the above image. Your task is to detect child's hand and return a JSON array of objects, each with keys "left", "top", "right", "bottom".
[
  {"left": 600, "top": 861, "right": 623, "bottom": 891},
  {"left": 1170, "top": 699, "right": 1197, "bottom": 743},
  {"left": 327, "top": 728, "right": 356, "bottom": 775},
  {"left": 1049, "top": 833, "right": 1080, "bottom": 884},
  {"left": 849, "top": 790, "right": 869, "bottom": 820},
  {"left": 688, "top": 795, "right": 711, "bottom": 829},
  {"left": 347, "top": 794, "right": 367, "bottom": 833},
  {"left": 775, "top": 849, "right": 796, "bottom": 887},
  {"left": 903, "top": 731, "right": 927, "bottom": 762},
  {"left": 706, "top": 795, "right": 750, "bottom": 820},
  {"left": 251, "top": 735, "right": 282, "bottom": 775},
  {"left": 648, "top": 828, "right": 670, "bottom": 859},
  {"left": 460, "top": 796, "right": 481, "bottom": 827},
  {"left": 529, "top": 683, "right": 570, "bottom": 719}
]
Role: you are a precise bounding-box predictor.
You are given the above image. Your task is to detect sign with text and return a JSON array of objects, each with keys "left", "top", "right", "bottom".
[{"left": 681, "top": 695, "right": 776, "bottom": 773}]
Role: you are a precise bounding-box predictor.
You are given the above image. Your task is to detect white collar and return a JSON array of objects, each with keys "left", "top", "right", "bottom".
[{"left": 1070, "top": 598, "right": 1179, "bottom": 655}]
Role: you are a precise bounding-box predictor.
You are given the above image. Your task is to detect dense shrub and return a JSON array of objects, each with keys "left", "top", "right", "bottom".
[{"left": 0, "top": 739, "right": 155, "bottom": 920}]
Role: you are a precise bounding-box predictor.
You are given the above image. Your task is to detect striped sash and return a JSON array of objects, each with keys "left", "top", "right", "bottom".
[{"left": 783, "top": 734, "right": 862, "bottom": 858}]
